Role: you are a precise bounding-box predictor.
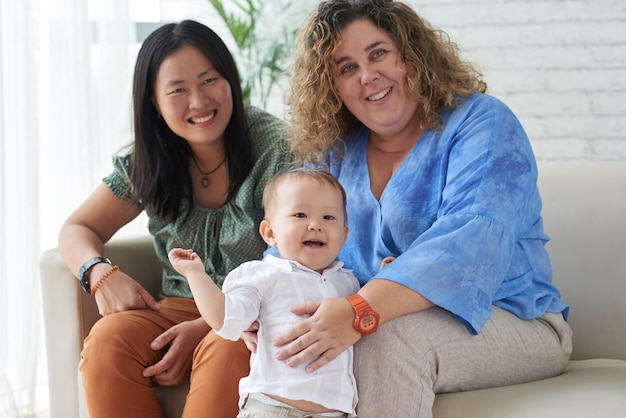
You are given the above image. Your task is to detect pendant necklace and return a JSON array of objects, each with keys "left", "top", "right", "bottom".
[{"left": 191, "top": 155, "right": 226, "bottom": 188}]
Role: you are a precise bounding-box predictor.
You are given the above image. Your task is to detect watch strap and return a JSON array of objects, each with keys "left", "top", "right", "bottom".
[
  {"left": 347, "top": 294, "right": 380, "bottom": 336},
  {"left": 347, "top": 293, "right": 369, "bottom": 312},
  {"left": 78, "top": 257, "right": 111, "bottom": 294}
]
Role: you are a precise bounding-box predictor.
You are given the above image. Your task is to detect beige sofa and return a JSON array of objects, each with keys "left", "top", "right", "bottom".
[{"left": 40, "top": 160, "right": 626, "bottom": 418}]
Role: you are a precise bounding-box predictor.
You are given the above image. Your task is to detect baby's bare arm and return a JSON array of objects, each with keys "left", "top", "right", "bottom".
[{"left": 168, "top": 248, "right": 226, "bottom": 330}]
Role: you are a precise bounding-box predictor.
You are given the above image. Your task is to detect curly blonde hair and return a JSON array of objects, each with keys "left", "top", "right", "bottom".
[{"left": 286, "top": 0, "right": 487, "bottom": 165}]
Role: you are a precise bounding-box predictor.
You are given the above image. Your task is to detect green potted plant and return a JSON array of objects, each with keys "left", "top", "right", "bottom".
[{"left": 208, "top": 0, "right": 300, "bottom": 110}]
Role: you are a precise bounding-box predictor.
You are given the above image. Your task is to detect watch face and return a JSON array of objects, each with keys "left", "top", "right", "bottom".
[
  {"left": 359, "top": 314, "right": 378, "bottom": 334},
  {"left": 348, "top": 294, "right": 380, "bottom": 336}
]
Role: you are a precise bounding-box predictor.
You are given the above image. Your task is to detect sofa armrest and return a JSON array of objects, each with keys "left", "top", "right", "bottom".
[{"left": 40, "top": 235, "right": 161, "bottom": 418}]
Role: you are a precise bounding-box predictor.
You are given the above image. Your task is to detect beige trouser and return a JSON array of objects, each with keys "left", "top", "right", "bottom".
[
  {"left": 237, "top": 396, "right": 348, "bottom": 418},
  {"left": 80, "top": 297, "right": 251, "bottom": 418},
  {"left": 354, "top": 306, "right": 573, "bottom": 418}
]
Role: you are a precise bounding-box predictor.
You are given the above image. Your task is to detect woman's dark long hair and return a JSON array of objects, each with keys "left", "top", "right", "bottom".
[{"left": 130, "top": 20, "right": 253, "bottom": 220}]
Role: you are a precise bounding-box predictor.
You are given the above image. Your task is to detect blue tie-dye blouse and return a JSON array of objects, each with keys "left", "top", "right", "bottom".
[{"left": 329, "top": 93, "right": 568, "bottom": 334}]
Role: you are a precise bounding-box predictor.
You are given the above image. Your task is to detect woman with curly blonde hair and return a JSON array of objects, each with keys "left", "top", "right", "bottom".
[
  {"left": 259, "top": 1, "right": 573, "bottom": 417},
  {"left": 287, "top": 0, "right": 486, "bottom": 164}
]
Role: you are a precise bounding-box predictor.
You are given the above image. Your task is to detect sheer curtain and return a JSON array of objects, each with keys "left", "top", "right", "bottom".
[
  {"left": 1, "top": 0, "right": 307, "bottom": 415},
  {"left": 0, "top": 0, "right": 136, "bottom": 416}
]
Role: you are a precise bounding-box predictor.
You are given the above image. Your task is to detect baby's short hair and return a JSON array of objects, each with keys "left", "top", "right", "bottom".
[{"left": 262, "top": 168, "right": 348, "bottom": 222}]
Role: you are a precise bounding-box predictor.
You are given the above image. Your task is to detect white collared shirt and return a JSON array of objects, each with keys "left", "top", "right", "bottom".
[{"left": 216, "top": 254, "right": 360, "bottom": 416}]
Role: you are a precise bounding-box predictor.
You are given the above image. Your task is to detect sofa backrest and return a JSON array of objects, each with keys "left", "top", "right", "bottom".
[{"left": 537, "top": 160, "right": 626, "bottom": 361}]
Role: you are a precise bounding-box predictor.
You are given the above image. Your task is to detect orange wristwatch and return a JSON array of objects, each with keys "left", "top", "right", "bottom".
[{"left": 347, "top": 294, "right": 380, "bottom": 336}]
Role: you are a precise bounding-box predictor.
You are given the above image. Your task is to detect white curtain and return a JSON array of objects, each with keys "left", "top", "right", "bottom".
[
  {"left": 0, "top": 0, "right": 308, "bottom": 415},
  {"left": 0, "top": 0, "right": 136, "bottom": 416}
]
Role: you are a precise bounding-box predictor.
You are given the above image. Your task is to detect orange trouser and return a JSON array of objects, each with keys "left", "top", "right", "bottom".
[{"left": 80, "top": 297, "right": 250, "bottom": 418}]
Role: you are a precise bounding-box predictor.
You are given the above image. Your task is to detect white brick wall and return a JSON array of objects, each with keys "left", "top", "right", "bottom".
[{"left": 405, "top": 0, "right": 626, "bottom": 160}]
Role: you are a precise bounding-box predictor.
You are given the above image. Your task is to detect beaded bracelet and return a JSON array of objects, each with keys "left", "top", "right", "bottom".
[{"left": 90, "top": 265, "right": 120, "bottom": 296}]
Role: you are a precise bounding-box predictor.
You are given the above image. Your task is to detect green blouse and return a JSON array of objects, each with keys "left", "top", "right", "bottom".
[{"left": 103, "top": 106, "right": 293, "bottom": 299}]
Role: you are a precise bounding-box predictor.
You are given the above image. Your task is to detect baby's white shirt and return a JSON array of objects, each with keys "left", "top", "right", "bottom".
[{"left": 216, "top": 254, "right": 360, "bottom": 416}]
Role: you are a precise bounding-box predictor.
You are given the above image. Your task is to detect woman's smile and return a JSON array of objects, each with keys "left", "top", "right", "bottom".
[
  {"left": 367, "top": 87, "right": 392, "bottom": 102},
  {"left": 333, "top": 19, "right": 420, "bottom": 140},
  {"left": 189, "top": 110, "right": 216, "bottom": 125}
]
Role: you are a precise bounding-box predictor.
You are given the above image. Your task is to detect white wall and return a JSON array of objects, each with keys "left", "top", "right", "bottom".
[{"left": 404, "top": 0, "right": 626, "bottom": 160}]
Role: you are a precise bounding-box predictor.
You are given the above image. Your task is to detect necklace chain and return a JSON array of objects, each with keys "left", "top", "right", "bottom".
[{"left": 191, "top": 155, "right": 226, "bottom": 188}]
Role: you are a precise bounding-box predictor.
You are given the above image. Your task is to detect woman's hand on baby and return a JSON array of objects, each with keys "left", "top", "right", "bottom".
[
  {"left": 241, "top": 321, "right": 260, "bottom": 353},
  {"left": 273, "top": 298, "right": 360, "bottom": 372}
]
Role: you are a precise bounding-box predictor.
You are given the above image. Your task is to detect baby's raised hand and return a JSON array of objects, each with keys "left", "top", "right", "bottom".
[{"left": 168, "top": 248, "right": 203, "bottom": 276}]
